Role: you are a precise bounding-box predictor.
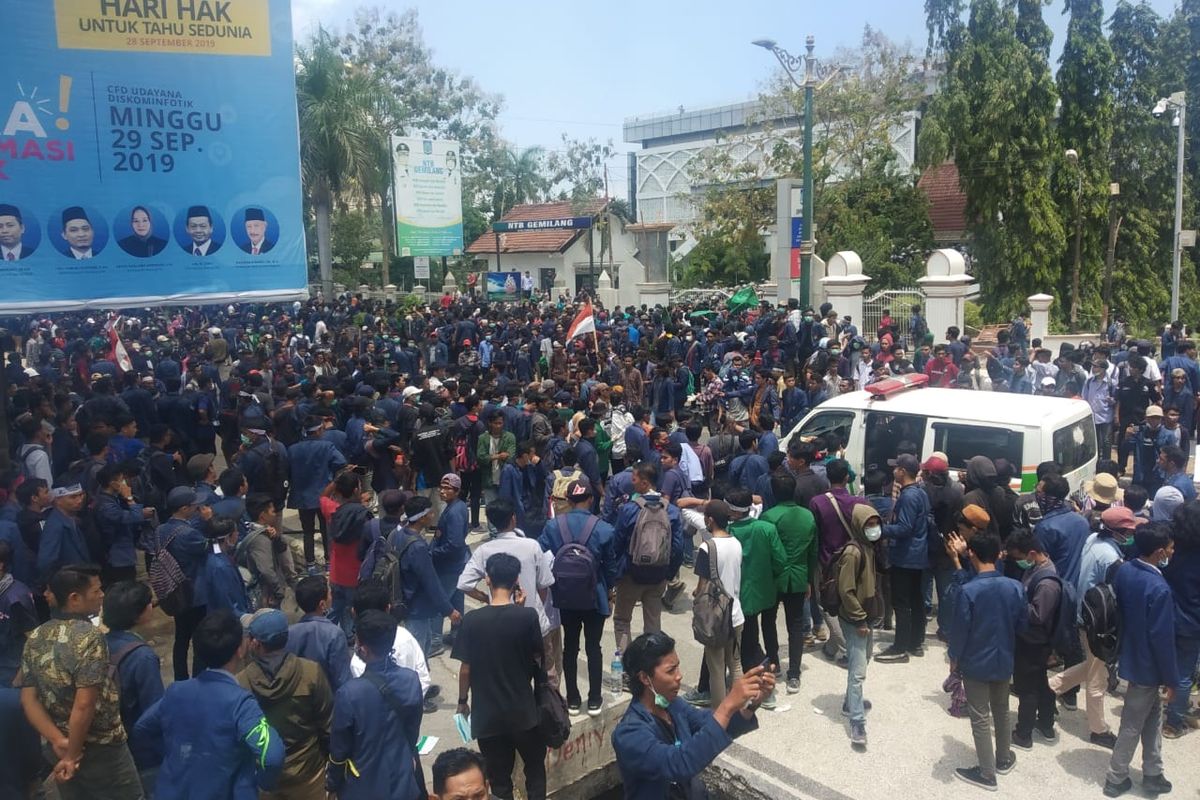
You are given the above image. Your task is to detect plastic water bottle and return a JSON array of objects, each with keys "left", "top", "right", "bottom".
[{"left": 609, "top": 650, "right": 623, "bottom": 694}]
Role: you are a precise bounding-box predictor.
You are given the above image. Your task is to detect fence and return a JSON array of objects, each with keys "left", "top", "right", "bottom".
[{"left": 862, "top": 288, "right": 924, "bottom": 344}]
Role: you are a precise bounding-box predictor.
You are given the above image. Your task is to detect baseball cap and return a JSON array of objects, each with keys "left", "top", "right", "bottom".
[
  {"left": 961, "top": 504, "right": 991, "bottom": 530},
  {"left": 440, "top": 473, "right": 462, "bottom": 490},
  {"left": 402, "top": 386, "right": 421, "bottom": 399},
  {"left": 166, "top": 486, "right": 198, "bottom": 513},
  {"left": 1145, "top": 405, "right": 1164, "bottom": 418},
  {"left": 1099, "top": 506, "right": 1141, "bottom": 532},
  {"left": 186, "top": 454, "right": 215, "bottom": 482},
  {"left": 921, "top": 454, "right": 949, "bottom": 473},
  {"left": 1040, "top": 376, "right": 1057, "bottom": 387},
  {"left": 241, "top": 609, "right": 289, "bottom": 646},
  {"left": 887, "top": 453, "right": 920, "bottom": 476},
  {"left": 566, "top": 479, "right": 592, "bottom": 501}
]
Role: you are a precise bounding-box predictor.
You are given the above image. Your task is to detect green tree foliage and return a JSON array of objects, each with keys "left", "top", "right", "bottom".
[
  {"left": 331, "top": 210, "right": 379, "bottom": 272},
  {"left": 921, "top": 0, "right": 1065, "bottom": 320},
  {"left": 676, "top": 235, "right": 771, "bottom": 289},
  {"left": 547, "top": 135, "right": 618, "bottom": 206},
  {"left": 1055, "top": 0, "right": 1114, "bottom": 328}
]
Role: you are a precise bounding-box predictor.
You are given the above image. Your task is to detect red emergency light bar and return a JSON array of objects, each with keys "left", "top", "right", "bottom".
[{"left": 865, "top": 372, "right": 930, "bottom": 398}]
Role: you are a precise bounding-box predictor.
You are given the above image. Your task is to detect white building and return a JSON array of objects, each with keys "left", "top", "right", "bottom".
[{"left": 623, "top": 100, "right": 918, "bottom": 254}]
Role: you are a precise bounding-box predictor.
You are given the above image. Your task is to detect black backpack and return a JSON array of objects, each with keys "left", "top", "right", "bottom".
[
  {"left": 1030, "top": 573, "right": 1080, "bottom": 655},
  {"left": 368, "top": 529, "right": 419, "bottom": 621},
  {"left": 1082, "top": 556, "right": 1124, "bottom": 663}
]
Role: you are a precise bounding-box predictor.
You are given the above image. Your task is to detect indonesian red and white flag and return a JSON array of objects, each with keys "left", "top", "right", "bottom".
[
  {"left": 566, "top": 302, "right": 595, "bottom": 340},
  {"left": 104, "top": 316, "right": 133, "bottom": 374}
]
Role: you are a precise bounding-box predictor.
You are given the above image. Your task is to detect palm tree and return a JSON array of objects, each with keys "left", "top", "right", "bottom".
[
  {"left": 493, "top": 146, "right": 547, "bottom": 219},
  {"left": 296, "top": 28, "right": 375, "bottom": 300}
]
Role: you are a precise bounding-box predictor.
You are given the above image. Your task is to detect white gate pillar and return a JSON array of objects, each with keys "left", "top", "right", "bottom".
[
  {"left": 918, "top": 249, "right": 977, "bottom": 341},
  {"left": 821, "top": 252, "right": 870, "bottom": 330}
]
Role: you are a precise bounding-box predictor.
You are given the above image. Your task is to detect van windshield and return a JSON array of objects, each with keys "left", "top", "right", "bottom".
[{"left": 1053, "top": 416, "right": 1097, "bottom": 473}]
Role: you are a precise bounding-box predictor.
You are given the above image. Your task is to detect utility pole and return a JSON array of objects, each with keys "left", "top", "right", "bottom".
[
  {"left": 801, "top": 36, "right": 816, "bottom": 309},
  {"left": 1102, "top": 182, "right": 1121, "bottom": 333}
]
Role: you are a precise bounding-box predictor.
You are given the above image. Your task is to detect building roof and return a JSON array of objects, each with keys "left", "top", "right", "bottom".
[
  {"left": 465, "top": 200, "right": 608, "bottom": 255},
  {"left": 918, "top": 161, "right": 968, "bottom": 242}
]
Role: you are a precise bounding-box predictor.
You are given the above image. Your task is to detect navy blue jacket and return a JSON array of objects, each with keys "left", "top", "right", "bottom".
[
  {"left": 430, "top": 498, "right": 470, "bottom": 573},
  {"left": 0, "top": 519, "right": 36, "bottom": 588},
  {"left": 539, "top": 511, "right": 621, "bottom": 615},
  {"left": 948, "top": 570, "right": 1028, "bottom": 682},
  {"left": 1034, "top": 506, "right": 1090, "bottom": 585},
  {"left": 1113, "top": 559, "right": 1179, "bottom": 687},
  {"left": 287, "top": 614, "right": 352, "bottom": 691},
  {"left": 105, "top": 630, "right": 164, "bottom": 769},
  {"left": 287, "top": 437, "right": 347, "bottom": 509},
  {"left": 611, "top": 698, "right": 740, "bottom": 800},
  {"left": 136, "top": 669, "right": 284, "bottom": 799},
  {"left": 37, "top": 508, "right": 89, "bottom": 584},
  {"left": 729, "top": 453, "right": 769, "bottom": 492},
  {"left": 613, "top": 493, "right": 684, "bottom": 584},
  {"left": 94, "top": 491, "right": 145, "bottom": 569},
  {"left": 575, "top": 438, "right": 602, "bottom": 496},
  {"left": 602, "top": 469, "right": 635, "bottom": 524},
  {"left": 327, "top": 658, "right": 424, "bottom": 800},
  {"left": 882, "top": 484, "right": 931, "bottom": 570},
  {"left": 160, "top": 515, "right": 209, "bottom": 588},
  {"left": 624, "top": 425, "right": 654, "bottom": 466},
  {"left": 195, "top": 550, "right": 250, "bottom": 616},
  {"left": 1164, "top": 548, "right": 1200, "bottom": 638},
  {"left": 387, "top": 527, "right": 454, "bottom": 619}
]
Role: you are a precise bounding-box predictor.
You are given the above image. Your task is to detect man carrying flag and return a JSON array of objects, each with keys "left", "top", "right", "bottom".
[
  {"left": 104, "top": 315, "right": 133, "bottom": 375},
  {"left": 567, "top": 301, "right": 596, "bottom": 341}
]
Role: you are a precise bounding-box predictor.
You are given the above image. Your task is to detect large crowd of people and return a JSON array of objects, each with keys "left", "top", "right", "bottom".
[{"left": 0, "top": 289, "right": 1197, "bottom": 799}]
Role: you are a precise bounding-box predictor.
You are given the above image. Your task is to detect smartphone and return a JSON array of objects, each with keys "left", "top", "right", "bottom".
[{"left": 758, "top": 656, "right": 772, "bottom": 672}]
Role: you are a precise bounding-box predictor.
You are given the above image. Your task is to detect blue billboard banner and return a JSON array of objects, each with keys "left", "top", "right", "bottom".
[
  {"left": 492, "top": 216, "right": 593, "bottom": 233},
  {"left": 0, "top": 0, "right": 306, "bottom": 312},
  {"left": 486, "top": 271, "right": 524, "bottom": 302}
]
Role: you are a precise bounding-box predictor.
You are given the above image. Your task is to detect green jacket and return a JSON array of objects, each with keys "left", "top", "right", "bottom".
[
  {"left": 760, "top": 501, "right": 819, "bottom": 595},
  {"left": 477, "top": 431, "right": 516, "bottom": 489},
  {"left": 729, "top": 517, "right": 787, "bottom": 615},
  {"left": 594, "top": 424, "right": 613, "bottom": 475}
]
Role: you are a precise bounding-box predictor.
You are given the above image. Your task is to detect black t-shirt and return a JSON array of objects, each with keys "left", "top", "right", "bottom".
[{"left": 451, "top": 603, "right": 542, "bottom": 739}]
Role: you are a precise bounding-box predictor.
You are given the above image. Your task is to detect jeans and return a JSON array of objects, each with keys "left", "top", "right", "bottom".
[
  {"left": 1049, "top": 629, "right": 1111, "bottom": 734},
  {"left": 964, "top": 678, "right": 1012, "bottom": 781},
  {"left": 55, "top": 741, "right": 144, "bottom": 800},
  {"left": 435, "top": 565, "right": 466, "bottom": 640},
  {"left": 405, "top": 617, "right": 437, "bottom": 658},
  {"left": 331, "top": 583, "right": 356, "bottom": 641},
  {"left": 298, "top": 507, "right": 327, "bottom": 566},
  {"left": 1095, "top": 422, "right": 1112, "bottom": 460},
  {"left": 1107, "top": 683, "right": 1164, "bottom": 784},
  {"left": 890, "top": 566, "right": 926, "bottom": 652},
  {"left": 779, "top": 591, "right": 809, "bottom": 680},
  {"left": 840, "top": 618, "right": 871, "bottom": 724},
  {"left": 931, "top": 566, "right": 954, "bottom": 634},
  {"left": 172, "top": 604, "right": 206, "bottom": 680},
  {"left": 478, "top": 727, "right": 546, "bottom": 800},
  {"left": 1013, "top": 641, "right": 1055, "bottom": 737},
  {"left": 1167, "top": 634, "right": 1200, "bottom": 727},
  {"left": 560, "top": 609, "right": 606, "bottom": 706}
]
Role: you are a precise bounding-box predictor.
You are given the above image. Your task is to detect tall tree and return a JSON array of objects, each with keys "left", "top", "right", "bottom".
[
  {"left": 495, "top": 146, "right": 549, "bottom": 218},
  {"left": 1056, "top": 0, "right": 1114, "bottom": 328}
]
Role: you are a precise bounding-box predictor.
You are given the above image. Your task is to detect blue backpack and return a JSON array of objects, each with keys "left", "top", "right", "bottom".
[{"left": 550, "top": 515, "right": 600, "bottom": 611}]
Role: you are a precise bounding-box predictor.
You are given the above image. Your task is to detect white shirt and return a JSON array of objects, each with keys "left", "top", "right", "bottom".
[
  {"left": 1, "top": 243, "right": 25, "bottom": 260},
  {"left": 70, "top": 247, "right": 93, "bottom": 260},
  {"left": 457, "top": 530, "right": 556, "bottom": 635},
  {"left": 699, "top": 536, "right": 744, "bottom": 627},
  {"left": 191, "top": 239, "right": 213, "bottom": 256},
  {"left": 350, "top": 626, "right": 431, "bottom": 694}
]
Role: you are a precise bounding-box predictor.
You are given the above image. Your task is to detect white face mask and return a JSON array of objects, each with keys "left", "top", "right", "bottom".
[{"left": 864, "top": 525, "right": 882, "bottom": 542}]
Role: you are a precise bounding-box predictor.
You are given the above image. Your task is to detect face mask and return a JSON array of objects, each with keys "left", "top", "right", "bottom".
[
  {"left": 1122, "top": 535, "right": 1135, "bottom": 547},
  {"left": 653, "top": 689, "right": 671, "bottom": 709},
  {"left": 240, "top": 434, "right": 253, "bottom": 447},
  {"left": 1016, "top": 559, "right": 1033, "bottom": 570},
  {"left": 864, "top": 525, "right": 882, "bottom": 542},
  {"left": 1159, "top": 557, "right": 1170, "bottom": 569}
]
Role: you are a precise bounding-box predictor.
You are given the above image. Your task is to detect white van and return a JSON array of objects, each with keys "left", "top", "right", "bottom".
[{"left": 780, "top": 376, "right": 1098, "bottom": 493}]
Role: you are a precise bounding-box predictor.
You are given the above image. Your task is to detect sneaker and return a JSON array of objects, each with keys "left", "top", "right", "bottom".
[
  {"left": 842, "top": 699, "right": 872, "bottom": 716},
  {"left": 568, "top": 702, "right": 582, "bottom": 717},
  {"left": 803, "top": 634, "right": 819, "bottom": 648},
  {"left": 759, "top": 691, "right": 777, "bottom": 710},
  {"left": 1010, "top": 729, "right": 1033, "bottom": 751},
  {"left": 587, "top": 701, "right": 603, "bottom": 717},
  {"left": 875, "top": 648, "right": 909, "bottom": 664},
  {"left": 1035, "top": 725, "right": 1058, "bottom": 743},
  {"left": 954, "top": 766, "right": 998, "bottom": 791},
  {"left": 683, "top": 689, "right": 711, "bottom": 707},
  {"left": 1142, "top": 774, "right": 1172, "bottom": 795},
  {"left": 1059, "top": 695, "right": 1078, "bottom": 711},
  {"left": 835, "top": 655, "right": 849, "bottom": 669},
  {"left": 849, "top": 721, "right": 867, "bottom": 747},
  {"left": 1103, "top": 777, "right": 1132, "bottom": 798},
  {"left": 1161, "top": 723, "right": 1186, "bottom": 739},
  {"left": 908, "top": 647, "right": 925, "bottom": 657},
  {"left": 786, "top": 677, "right": 801, "bottom": 694},
  {"left": 662, "top": 582, "right": 685, "bottom": 611},
  {"left": 995, "top": 754, "right": 1016, "bottom": 775},
  {"left": 425, "top": 685, "right": 441, "bottom": 700},
  {"left": 1089, "top": 731, "right": 1118, "bottom": 749},
  {"left": 814, "top": 627, "right": 829, "bottom": 643},
  {"left": 1185, "top": 712, "right": 1200, "bottom": 730},
  {"left": 422, "top": 697, "right": 438, "bottom": 714}
]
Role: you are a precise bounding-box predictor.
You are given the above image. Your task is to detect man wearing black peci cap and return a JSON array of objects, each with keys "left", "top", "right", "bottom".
[
  {"left": 60, "top": 206, "right": 95, "bottom": 259},
  {"left": 185, "top": 205, "right": 220, "bottom": 256},
  {"left": 0, "top": 203, "right": 33, "bottom": 260},
  {"left": 241, "top": 207, "right": 274, "bottom": 255}
]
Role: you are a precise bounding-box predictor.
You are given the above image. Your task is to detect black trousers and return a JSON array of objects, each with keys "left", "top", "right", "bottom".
[
  {"left": 100, "top": 565, "right": 137, "bottom": 589},
  {"left": 478, "top": 727, "right": 546, "bottom": 800},
  {"left": 891, "top": 567, "right": 926, "bottom": 652},
  {"left": 461, "top": 468, "right": 483, "bottom": 527},
  {"left": 779, "top": 591, "right": 809, "bottom": 680},
  {"left": 172, "top": 604, "right": 207, "bottom": 681},
  {"left": 560, "top": 608, "right": 606, "bottom": 706},
  {"left": 1014, "top": 640, "right": 1055, "bottom": 736},
  {"left": 298, "top": 507, "right": 327, "bottom": 566}
]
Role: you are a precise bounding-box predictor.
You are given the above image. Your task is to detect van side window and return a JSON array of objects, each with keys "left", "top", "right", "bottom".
[
  {"left": 933, "top": 423, "right": 1023, "bottom": 471},
  {"left": 1053, "top": 417, "right": 1097, "bottom": 473},
  {"left": 865, "top": 411, "right": 928, "bottom": 472},
  {"left": 796, "top": 411, "right": 855, "bottom": 452}
]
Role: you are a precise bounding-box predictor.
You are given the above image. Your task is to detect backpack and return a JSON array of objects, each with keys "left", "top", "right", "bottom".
[
  {"left": 550, "top": 515, "right": 600, "bottom": 612},
  {"left": 260, "top": 443, "right": 288, "bottom": 503},
  {"left": 548, "top": 468, "right": 579, "bottom": 518},
  {"left": 369, "top": 530, "right": 419, "bottom": 621},
  {"left": 18, "top": 444, "right": 47, "bottom": 481},
  {"left": 692, "top": 538, "right": 734, "bottom": 646},
  {"left": 131, "top": 448, "right": 167, "bottom": 513},
  {"left": 107, "top": 640, "right": 149, "bottom": 683},
  {"left": 818, "top": 541, "right": 866, "bottom": 617},
  {"left": 1030, "top": 573, "right": 1080, "bottom": 655},
  {"left": 628, "top": 496, "right": 672, "bottom": 582},
  {"left": 148, "top": 528, "right": 193, "bottom": 617},
  {"left": 1082, "top": 556, "right": 1124, "bottom": 663},
  {"left": 911, "top": 315, "right": 928, "bottom": 345},
  {"left": 452, "top": 431, "right": 471, "bottom": 473}
]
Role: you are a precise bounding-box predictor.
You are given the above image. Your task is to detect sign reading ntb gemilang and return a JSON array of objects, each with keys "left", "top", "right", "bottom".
[
  {"left": 0, "top": 0, "right": 307, "bottom": 312},
  {"left": 492, "top": 217, "right": 594, "bottom": 233}
]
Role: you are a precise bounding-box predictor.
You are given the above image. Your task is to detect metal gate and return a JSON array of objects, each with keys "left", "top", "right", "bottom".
[{"left": 862, "top": 288, "right": 924, "bottom": 343}]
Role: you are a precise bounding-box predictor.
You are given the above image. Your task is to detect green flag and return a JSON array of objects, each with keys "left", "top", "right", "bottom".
[{"left": 726, "top": 286, "right": 758, "bottom": 313}]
